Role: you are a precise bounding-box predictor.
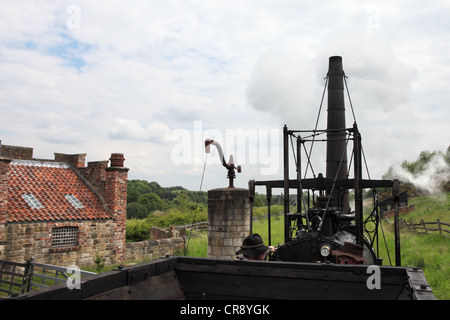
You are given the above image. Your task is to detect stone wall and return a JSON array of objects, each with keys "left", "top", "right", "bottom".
[
  {"left": 125, "top": 238, "right": 185, "bottom": 262},
  {"left": 150, "top": 226, "right": 171, "bottom": 240},
  {"left": 0, "top": 220, "right": 186, "bottom": 267},
  {"left": 0, "top": 220, "right": 122, "bottom": 266},
  {"left": 150, "top": 226, "right": 181, "bottom": 240}
]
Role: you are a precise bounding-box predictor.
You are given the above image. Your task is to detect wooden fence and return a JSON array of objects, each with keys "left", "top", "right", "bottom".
[
  {"left": 0, "top": 260, "right": 31, "bottom": 297},
  {"left": 400, "top": 218, "right": 450, "bottom": 238},
  {"left": 0, "top": 258, "right": 96, "bottom": 298},
  {"left": 150, "top": 222, "right": 209, "bottom": 240}
]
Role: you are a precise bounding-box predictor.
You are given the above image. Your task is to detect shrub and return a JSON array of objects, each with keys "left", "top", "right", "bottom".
[{"left": 126, "top": 218, "right": 152, "bottom": 242}]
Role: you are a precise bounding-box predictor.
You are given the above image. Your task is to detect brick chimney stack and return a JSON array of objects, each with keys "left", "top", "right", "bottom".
[
  {"left": 1, "top": 143, "right": 33, "bottom": 160},
  {"left": 0, "top": 157, "right": 12, "bottom": 225},
  {"left": 105, "top": 153, "right": 129, "bottom": 262},
  {"left": 0, "top": 157, "right": 12, "bottom": 258},
  {"left": 54, "top": 153, "right": 87, "bottom": 168}
]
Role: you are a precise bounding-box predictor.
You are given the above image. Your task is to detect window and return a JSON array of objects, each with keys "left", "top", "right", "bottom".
[
  {"left": 51, "top": 226, "right": 78, "bottom": 247},
  {"left": 65, "top": 194, "right": 84, "bottom": 209},
  {"left": 22, "top": 193, "right": 43, "bottom": 209}
]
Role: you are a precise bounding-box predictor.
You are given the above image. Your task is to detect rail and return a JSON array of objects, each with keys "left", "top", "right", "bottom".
[
  {"left": 0, "top": 258, "right": 96, "bottom": 298},
  {"left": 400, "top": 218, "right": 449, "bottom": 238},
  {"left": 0, "top": 260, "right": 31, "bottom": 297}
]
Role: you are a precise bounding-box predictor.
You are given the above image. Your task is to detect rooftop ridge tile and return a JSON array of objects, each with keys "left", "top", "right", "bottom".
[{"left": 11, "top": 159, "right": 71, "bottom": 168}]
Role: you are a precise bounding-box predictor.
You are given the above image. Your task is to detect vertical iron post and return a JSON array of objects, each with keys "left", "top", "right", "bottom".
[
  {"left": 353, "top": 123, "right": 363, "bottom": 246},
  {"left": 248, "top": 180, "right": 255, "bottom": 234},
  {"left": 296, "top": 136, "right": 302, "bottom": 215},
  {"left": 283, "top": 125, "right": 290, "bottom": 243},
  {"left": 23, "top": 257, "right": 34, "bottom": 294},
  {"left": 393, "top": 179, "right": 401, "bottom": 266},
  {"left": 266, "top": 185, "right": 272, "bottom": 246}
]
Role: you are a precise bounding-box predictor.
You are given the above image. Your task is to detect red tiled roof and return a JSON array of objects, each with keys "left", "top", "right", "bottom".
[{"left": 7, "top": 161, "right": 112, "bottom": 222}]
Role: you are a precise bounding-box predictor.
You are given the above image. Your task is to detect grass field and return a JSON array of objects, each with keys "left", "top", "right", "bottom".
[{"left": 374, "top": 193, "right": 449, "bottom": 300}]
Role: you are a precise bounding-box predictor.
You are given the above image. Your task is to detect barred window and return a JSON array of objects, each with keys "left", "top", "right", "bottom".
[{"left": 52, "top": 227, "right": 78, "bottom": 247}]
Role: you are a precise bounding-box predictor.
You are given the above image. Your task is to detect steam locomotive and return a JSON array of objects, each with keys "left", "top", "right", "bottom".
[{"left": 249, "top": 56, "right": 401, "bottom": 266}]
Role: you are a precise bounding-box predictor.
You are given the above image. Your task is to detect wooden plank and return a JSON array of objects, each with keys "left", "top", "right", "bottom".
[
  {"left": 175, "top": 260, "right": 410, "bottom": 300},
  {"left": 175, "top": 261, "right": 407, "bottom": 286},
  {"left": 177, "top": 270, "right": 405, "bottom": 300},
  {"left": 406, "top": 268, "right": 437, "bottom": 300},
  {"left": 86, "top": 271, "right": 185, "bottom": 300}
]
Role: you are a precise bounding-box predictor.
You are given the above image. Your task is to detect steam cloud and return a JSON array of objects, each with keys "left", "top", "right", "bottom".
[{"left": 389, "top": 154, "right": 450, "bottom": 195}]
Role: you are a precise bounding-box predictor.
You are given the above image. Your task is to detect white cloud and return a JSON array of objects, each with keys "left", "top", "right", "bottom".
[
  {"left": 109, "top": 118, "right": 171, "bottom": 143},
  {"left": 39, "top": 124, "right": 84, "bottom": 144},
  {"left": 0, "top": 0, "right": 449, "bottom": 191},
  {"left": 246, "top": 51, "right": 323, "bottom": 129}
]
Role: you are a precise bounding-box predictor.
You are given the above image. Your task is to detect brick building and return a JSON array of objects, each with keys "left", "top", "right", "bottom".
[{"left": 0, "top": 141, "right": 128, "bottom": 267}]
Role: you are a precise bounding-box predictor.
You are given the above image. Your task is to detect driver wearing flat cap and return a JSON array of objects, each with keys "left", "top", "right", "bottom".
[{"left": 236, "top": 233, "right": 276, "bottom": 261}]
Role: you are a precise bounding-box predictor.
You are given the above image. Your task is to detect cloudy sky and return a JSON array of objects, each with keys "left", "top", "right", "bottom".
[{"left": 1, "top": 0, "right": 449, "bottom": 193}]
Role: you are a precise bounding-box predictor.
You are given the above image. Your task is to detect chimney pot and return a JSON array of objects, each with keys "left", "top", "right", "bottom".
[{"left": 110, "top": 153, "right": 125, "bottom": 167}]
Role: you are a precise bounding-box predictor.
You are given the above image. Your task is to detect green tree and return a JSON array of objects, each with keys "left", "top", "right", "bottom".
[
  {"left": 138, "top": 192, "right": 166, "bottom": 213},
  {"left": 252, "top": 193, "right": 268, "bottom": 207},
  {"left": 127, "top": 180, "right": 152, "bottom": 198},
  {"left": 127, "top": 188, "right": 140, "bottom": 203},
  {"left": 126, "top": 202, "right": 148, "bottom": 219},
  {"left": 171, "top": 192, "right": 191, "bottom": 210},
  {"left": 148, "top": 181, "right": 163, "bottom": 195}
]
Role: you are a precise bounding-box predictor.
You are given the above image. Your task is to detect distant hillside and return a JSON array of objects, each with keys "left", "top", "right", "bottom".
[
  {"left": 125, "top": 148, "right": 449, "bottom": 221},
  {"left": 126, "top": 179, "right": 208, "bottom": 219}
]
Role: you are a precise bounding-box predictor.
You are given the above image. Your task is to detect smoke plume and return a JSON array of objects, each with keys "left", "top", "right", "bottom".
[{"left": 389, "top": 153, "right": 450, "bottom": 195}]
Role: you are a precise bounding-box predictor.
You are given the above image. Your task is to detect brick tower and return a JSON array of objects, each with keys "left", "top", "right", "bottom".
[
  {"left": 105, "top": 153, "right": 129, "bottom": 263},
  {"left": 207, "top": 188, "right": 251, "bottom": 259}
]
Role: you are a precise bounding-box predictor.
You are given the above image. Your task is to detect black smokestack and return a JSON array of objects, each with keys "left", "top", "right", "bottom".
[{"left": 326, "top": 56, "right": 349, "bottom": 213}]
